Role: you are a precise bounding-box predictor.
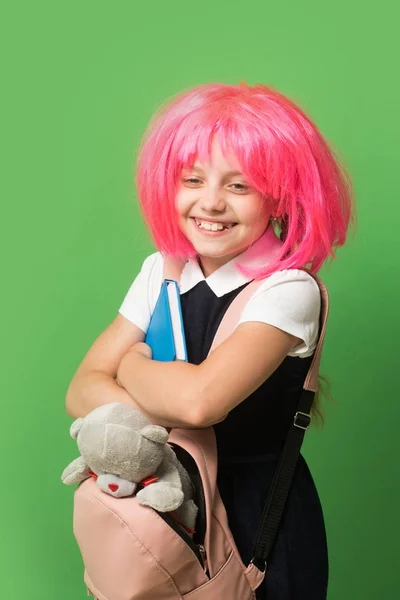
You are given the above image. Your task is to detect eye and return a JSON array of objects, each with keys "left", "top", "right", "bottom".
[
  {"left": 229, "top": 182, "right": 250, "bottom": 193},
  {"left": 182, "top": 177, "right": 202, "bottom": 186}
]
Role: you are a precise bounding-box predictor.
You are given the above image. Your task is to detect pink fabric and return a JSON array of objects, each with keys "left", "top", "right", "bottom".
[
  {"left": 208, "top": 279, "right": 266, "bottom": 353},
  {"left": 75, "top": 479, "right": 208, "bottom": 599},
  {"left": 164, "top": 256, "right": 328, "bottom": 391},
  {"left": 303, "top": 274, "right": 329, "bottom": 392},
  {"left": 75, "top": 427, "right": 259, "bottom": 600}
]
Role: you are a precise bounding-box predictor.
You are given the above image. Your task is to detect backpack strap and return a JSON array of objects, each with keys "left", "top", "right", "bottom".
[
  {"left": 303, "top": 273, "right": 329, "bottom": 392},
  {"left": 163, "top": 256, "right": 187, "bottom": 283},
  {"left": 208, "top": 271, "right": 329, "bottom": 392},
  {"left": 164, "top": 257, "right": 329, "bottom": 390},
  {"left": 209, "top": 270, "right": 330, "bottom": 573},
  {"left": 249, "top": 272, "right": 329, "bottom": 572},
  {"left": 163, "top": 257, "right": 329, "bottom": 572},
  {"left": 208, "top": 279, "right": 266, "bottom": 354}
]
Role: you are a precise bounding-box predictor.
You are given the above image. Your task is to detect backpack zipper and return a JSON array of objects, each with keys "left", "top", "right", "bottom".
[
  {"left": 162, "top": 444, "right": 208, "bottom": 574},
  {"left": 157, "top": 511, "right": 206, "bottom": 570},
  {"left": 198, "top": 544, "right": 208, "bottom": 574}
]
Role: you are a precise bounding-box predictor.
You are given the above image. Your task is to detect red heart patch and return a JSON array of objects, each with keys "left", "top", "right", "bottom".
[{"left": 108, "top": 483, "right": 119, "bottom": 492}]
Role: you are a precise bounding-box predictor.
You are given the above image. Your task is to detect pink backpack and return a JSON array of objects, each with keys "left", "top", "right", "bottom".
[{"left": 72, "top": 259, "right": 329, "bottom": 599}]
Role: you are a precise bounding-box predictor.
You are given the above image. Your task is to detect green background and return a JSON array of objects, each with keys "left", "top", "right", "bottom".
[{"left": 2, "top": 1, "right": 399, "bottom": 598}]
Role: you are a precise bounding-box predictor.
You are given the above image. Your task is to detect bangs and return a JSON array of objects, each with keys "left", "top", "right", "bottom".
[{"left": 168, "top": 97, "right": 307, "bottom": 213}]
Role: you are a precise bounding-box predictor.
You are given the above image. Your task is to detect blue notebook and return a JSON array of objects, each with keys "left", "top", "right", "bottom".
[{"left": 145, "top": 279, "right": 188, "bottom": 362}]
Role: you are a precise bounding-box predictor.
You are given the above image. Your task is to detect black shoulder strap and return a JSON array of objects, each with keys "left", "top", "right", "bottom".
[{"left": 251, "top": 273, "right": 329, "bottom": 572}]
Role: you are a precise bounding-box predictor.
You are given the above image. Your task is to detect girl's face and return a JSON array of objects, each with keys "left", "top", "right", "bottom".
[{"left": 175, "top": 139, "right": 272, "bottom": 276}]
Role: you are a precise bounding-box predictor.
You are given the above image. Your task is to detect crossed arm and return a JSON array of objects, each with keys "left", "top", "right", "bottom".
[{"left": 66, "top": 314, "right": 299, "bottom": 428}]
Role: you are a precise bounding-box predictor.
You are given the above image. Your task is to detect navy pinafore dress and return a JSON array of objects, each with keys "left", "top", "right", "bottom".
[{"left": 180, "top": 280, "right": 329, "bottom": 600}]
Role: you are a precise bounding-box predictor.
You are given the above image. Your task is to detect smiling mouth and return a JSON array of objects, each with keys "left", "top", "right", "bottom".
[{"left": 192, "top": 217, "right": 237, "bottom": 232}]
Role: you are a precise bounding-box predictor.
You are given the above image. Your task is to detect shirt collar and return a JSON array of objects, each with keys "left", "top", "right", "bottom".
[{"left": 179, "top": 226, "right": 283, "bottom": 297}]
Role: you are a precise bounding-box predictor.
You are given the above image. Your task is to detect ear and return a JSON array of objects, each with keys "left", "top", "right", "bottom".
[
  {"left": 140, "top": 425, "right": 169, "bottom": 445},
  {"left": 70, "top": 418, "right": 84, "bottom": 439}
]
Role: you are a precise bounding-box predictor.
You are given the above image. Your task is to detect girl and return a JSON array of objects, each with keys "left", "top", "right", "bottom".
[{"left": 66, "top": 82, "right": 354, "bottom": 599}]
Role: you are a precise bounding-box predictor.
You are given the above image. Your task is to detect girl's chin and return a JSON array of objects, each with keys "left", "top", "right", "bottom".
[
  {"left": 196, "top": 249, "right": 245, "bottom": 275},
  {"left": 192, "top": 238, "right": 238, "bottom": 253},
  {"left": 193, "top": 242, "right": 247, "bottom": 263}
]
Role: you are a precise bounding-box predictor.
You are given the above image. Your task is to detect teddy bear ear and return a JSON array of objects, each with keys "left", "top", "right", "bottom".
[
  {"left": 140, "top": 425, "right": 169, "bottom": 445},
  {"left": 70, "top": 418, "right": 84, "bottom": 439}
]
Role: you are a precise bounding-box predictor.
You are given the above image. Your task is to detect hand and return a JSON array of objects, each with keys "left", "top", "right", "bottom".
[
  {"left": 116, "top": 342, "right": 152, "bottom": 388},
  {"left": 128, "top": 342, "right": 153, "bottom": 360}
]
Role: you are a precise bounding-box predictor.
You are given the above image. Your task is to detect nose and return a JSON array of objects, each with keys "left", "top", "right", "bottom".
[{"left": 199, "top": 187, "right": 226, "bottom": 213}]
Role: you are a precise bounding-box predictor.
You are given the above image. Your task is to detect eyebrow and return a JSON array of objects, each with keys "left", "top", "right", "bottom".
[{"left": 186, "top": 165, "right": 244, "bottom": 178}]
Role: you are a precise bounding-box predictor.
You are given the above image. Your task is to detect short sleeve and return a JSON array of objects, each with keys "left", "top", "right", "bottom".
[
  {"left": 238, "top": 270, "right": 321, "bottom": 358},
  {"left": 118, "top": 252, "right": 164, "bottom": 333}
]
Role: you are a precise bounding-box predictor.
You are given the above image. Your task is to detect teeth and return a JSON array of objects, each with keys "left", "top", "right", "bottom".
[{"left": 195, "top": 219, "right": 233, "bottom": 231}]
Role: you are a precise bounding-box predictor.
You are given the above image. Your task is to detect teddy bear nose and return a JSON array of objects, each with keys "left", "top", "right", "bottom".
[{"left": 108, "top": 484, "right": 119, "bottom": 492}]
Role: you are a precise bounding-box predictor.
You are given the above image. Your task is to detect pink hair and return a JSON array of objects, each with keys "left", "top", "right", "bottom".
[{"left": 136, "top": 82, "right": 355, "bottom": 276}]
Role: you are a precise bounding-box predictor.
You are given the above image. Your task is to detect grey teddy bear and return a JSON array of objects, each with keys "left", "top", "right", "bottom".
[{"left": 61, "top": 403, "right": 198, "bottom": 531}]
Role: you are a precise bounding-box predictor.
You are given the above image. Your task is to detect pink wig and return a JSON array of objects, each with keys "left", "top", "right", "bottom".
[{"left": 136, "top": 83, "right": 355, "bottom": 276}]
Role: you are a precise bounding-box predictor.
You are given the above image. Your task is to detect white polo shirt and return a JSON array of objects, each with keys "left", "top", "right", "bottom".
[{"left": 119, "top": 229, "right": 321, "bottom": 359}]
